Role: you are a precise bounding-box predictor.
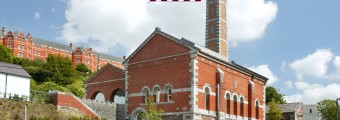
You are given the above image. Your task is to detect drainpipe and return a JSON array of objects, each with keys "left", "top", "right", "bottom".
[{"left": 216, "top": 84, "right": 220, "bottom": 120}]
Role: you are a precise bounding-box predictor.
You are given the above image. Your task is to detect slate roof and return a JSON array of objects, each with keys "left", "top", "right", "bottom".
[
  {"left": 96, "top": 52, "right": 124, "bottom": 63},
  {"left": 266, "top": 102, "right": 303, "bottom": 113},
  {"left": 303, "top": 105, "right": 321, "bottom": 120},
  {"left": 124, "top": 27, "right": 268, "bottom": 82},
  {"left": 32, "top": 37, "right": 74, "bottom": 51},
  {"left": 32, "top": 38, "right": 124, "bottom": 62},
  {"left": 0, "top": 62, "right": 31, "bottom": 78}
]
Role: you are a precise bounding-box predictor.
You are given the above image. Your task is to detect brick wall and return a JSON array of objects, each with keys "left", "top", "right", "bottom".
[
  {"left": 127, "top": 33, "right": 192, "bottom": 117},
  {"left": 48, "top": 91, "right": 100, "bottom": 119},
  {"left": 85, "top": 64, "right": 125, "bottom": 101},
  {"left": 195, "top": 55, "right": 266, "bottom": 119}
]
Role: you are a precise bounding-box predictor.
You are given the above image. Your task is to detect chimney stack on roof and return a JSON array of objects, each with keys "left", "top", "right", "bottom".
[{"left": 1, "top": 27, "right": 5, "bottom": 32}]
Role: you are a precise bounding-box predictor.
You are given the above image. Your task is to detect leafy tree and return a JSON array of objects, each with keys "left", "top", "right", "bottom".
[
  {"left": 0, "top": 44, "right": 14, "bottom": 63},
  {"left": 266, "top": 86, "right": 286, "bottom": 104},
  {"left": 141, "top": 96, "right": 164, "bottom": 120},
  {"left": 317, "top": 99, "right": 339, "bottom": 120},
  {"left": 44, "top": 54, "right": 76, "bottom": 85},
  {"left": 76, "top": 63, "right": 91, "bottom": 73},
  {"left": 266, "top": 99, "right": 283, "bottom": 120},
  {"left": 24, "top": 66, "right": 52, "bottom": 83}
]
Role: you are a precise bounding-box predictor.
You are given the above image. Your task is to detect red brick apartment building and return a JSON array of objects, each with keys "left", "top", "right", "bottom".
[
  {"left": 0, "top": 27, "right": 123, "bottom": 71},
  {"left": 85, "top": 0, "right": 269, "bottom": 120}
]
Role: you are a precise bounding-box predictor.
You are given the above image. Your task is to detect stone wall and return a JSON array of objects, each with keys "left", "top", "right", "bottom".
[{"left": 82, "top": 99, "right": 117, "bottom": 120}]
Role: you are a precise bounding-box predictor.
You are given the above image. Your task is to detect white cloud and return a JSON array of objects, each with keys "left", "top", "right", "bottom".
[
  {"left": 34, "top": 12, "right": 40, "bottom": 20},
  {"left": 294, "top": 81, "right": 321, "bottom": 90},
  {"left": 284, "top": 94, "right": 303, "bottom": 103},
  {"left": 228, "top": 0, "right": 278, "bottom": 45},
  {"left": 286, "top": 82, "right": 340, "bottom": 104},
  {"left": 248, "top": 64, "right": 278, "bottom": 85},
  {"left": 284, "top": 80, "right": 293, "bottom": 88},
  {"left": 334, "top": 56, "right": 340, "bottom": 75},
  {"left": 289, "top": 49, "right": 334, "bottom": 80},
  {"left": 60, "top": 0, "right": 278, "bottom": 55}
]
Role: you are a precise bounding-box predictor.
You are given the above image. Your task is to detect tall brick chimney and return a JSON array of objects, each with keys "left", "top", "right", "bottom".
[{"left": 205, "top": 0, "right": 228, "bottom": 58}]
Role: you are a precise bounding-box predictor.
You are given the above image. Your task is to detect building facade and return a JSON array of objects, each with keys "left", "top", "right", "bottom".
[
  {"left": 123, "top": 28, "right": 267, "bottom": 120},
  {"left": 0, "top": 27, "right": 123, "bottom": 71},
  {"left": 0, "top": 62, "right": 31, "bottom": 99},
  {"left": 84, "top": 0, "right": 269, "bottom": 119}
]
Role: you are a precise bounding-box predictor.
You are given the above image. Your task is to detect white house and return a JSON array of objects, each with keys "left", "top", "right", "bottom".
[{"left": 0, "top": 62, "right": 31, "bottom": 98}]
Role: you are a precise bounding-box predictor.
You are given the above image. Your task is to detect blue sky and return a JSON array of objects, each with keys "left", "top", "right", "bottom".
[{"left": 1, "top": 0, "right": 340, "bottom": 104}]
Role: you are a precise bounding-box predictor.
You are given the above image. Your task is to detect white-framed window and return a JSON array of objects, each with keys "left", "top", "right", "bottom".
[
  {"left": 204, "top": 87, "right": 210, "bottom": 110},
  {"left": 38, "top": 51, "right": 41, "bottom": 56},
  {"left": 76, "top": 58, "right": 80, "bottom": 63},
  {"left": 255, "top": 100, "right": 260, "bottom": 119},
  {"left": 21, "top": 45, "right": 24, "bottom": 49},
  {"left": 18, "top": 52, "right": 21, "bottom": 57},
  {"left": 154, "top": 87, "right": 160, "bottom": 103},
  {"left": 22, "top": 53, "right": 24, "bottom": 58},
  {"left": 18, "top": 44, "right": 21, "bottom": 49},
  {"left": 87, "top": 59, "right": 90, "bottom": 64},
  {"left": 240, "top": 96, "right": 245, "bottom": 117},
  {"left": 233, "top": 95, "right": 238, "bottom": 116},
  {"left": 226, "top": 93, "right": 231, "bottom": 115},
  {"left": 142, "top": 88, "right": 150, "bottom": 103},
  {"left": 165, "top": 85, "right": 173, "bottom": 102}
]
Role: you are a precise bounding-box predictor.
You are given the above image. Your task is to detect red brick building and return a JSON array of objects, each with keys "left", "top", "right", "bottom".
[
  {"left": 122, "top": 28, "right": 267, "bottom": 120},
  {"left": 0, "top": 27, "right": 123, "bottom": 71},
  {"left": 85, "top": 0, "right": 269, "bottom": 119}
]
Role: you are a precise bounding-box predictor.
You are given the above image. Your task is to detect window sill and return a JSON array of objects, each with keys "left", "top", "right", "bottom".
[{"left": 140, "top": 101, "right": 174, "bottom": 106}]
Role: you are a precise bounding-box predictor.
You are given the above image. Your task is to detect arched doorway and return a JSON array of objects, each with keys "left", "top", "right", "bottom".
[
  {"left": 131, "top": 107, "right": 146, "bottom": 120},
  {"left": 92, "top": 91, "right": 105, "bottom": 102},
  {"left": 111, "top": 89, "right": 125, "bottom": 104},
  {"left": 136, "top": 111, "right": 144, "bottom": 120}
]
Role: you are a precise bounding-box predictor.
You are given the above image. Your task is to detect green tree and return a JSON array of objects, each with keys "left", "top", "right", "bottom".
[
  {"left": 266, "top": 86, "right": 286, "bottom": 104},
  {"left": 0, "top": 44, "right": 14, "bottom": 63},
  {"left": 266, "top": 99, "right": 283, "bottom": 120},
  {"left": 76, "top": 63, "right": 91, "bottom": 73},
  {"left": 24, "top": 66, "right": 52, "bottom": 83},
  {"left": 317, "top": 99, "right": 339, "bottom": 120},
  {"left": 141, "top": 96, "right": 164, "bottom": 120},
  {"left": 44, "top": 54, "right": 76, "bottom": 85}
]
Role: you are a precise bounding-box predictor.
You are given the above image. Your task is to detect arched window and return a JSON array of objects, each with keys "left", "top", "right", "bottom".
[
  {"left": 256, "top": 100, "right": 260, "bottom": 119},
  {"left": 111, "top": 89, "right": 125, "bottom": 104},
  {"left": 92, "top": 91, "right": 105, "bottom": 102},
  {"left": 142, "top": 88, "right": 149, "bottom": 103},
  {"left": 204, "top": 87, "right": 210, "bottom": 110},
  {"left": 240, "top": 97, "right": 244, "bottom": 117},
  {"left": 154, "top": 87, "right": 160, "bottom": 103},
  {"left": 165, "top": 86, "right": 172, "bottom": 102},
  {"left": 233, "top": 95, "right": 237, "bottom": 116},
  {"left": 226, "top": 93, "right": 231, "bottom": 115}
]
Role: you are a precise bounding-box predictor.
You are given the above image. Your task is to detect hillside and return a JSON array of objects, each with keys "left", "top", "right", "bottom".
[{"left": 0, "top": 98, "right": 94, "bottom": 120}]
